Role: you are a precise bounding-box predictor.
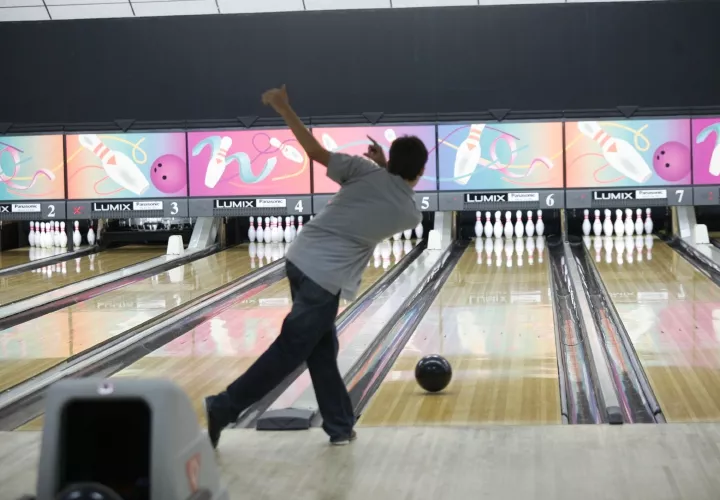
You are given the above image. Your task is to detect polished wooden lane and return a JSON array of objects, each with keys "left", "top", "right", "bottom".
[
  {"left": 0, "top": 245, "right": 166, "bottom": 305},
  {"left": 17, "top": 244, "right": 406, "bottom": 430},
  {"left": 97, "top": 249, "right": 406, "bottom": 429},
  {"left": 592, "top": 235, "right": 720, "bottom": 422},
  {"left": 0, "top": 247, "right": 68, "bottom": 270},
  {"left": 0, "top": 245, "right": 258, "bottom": 396},
  {"left": 360, "top": 238, "right": 562, "bottom": 426}
]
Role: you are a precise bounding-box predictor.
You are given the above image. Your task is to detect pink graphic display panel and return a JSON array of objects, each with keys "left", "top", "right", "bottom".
[
  {"left": 188, "top": 129, "right": 311, "bottom": 196},
  {"left": 312, "top": 125, "right": 438, "bottom": 193},
  {"left": 0, "top": 135, "right": 65, "bottom": 201},
  {"left": 67, "top": 132, "right": 187, "bottom": 199},
  {"left": 566, "top": 118, "right": 691, "bottom": 188},
  {"left": 692, "top": 117, "right": 720, "bottom": 185}
]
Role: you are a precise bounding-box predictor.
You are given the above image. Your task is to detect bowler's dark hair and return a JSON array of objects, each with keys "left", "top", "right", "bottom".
[{"left": 387, "top": 136, "right": 428, "bottom": 181}]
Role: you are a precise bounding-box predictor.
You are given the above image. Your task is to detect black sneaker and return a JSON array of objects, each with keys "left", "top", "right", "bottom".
[
  {"left": 330, "top": 430, "right": 357, "bottom": 446},
  {"left": 203, "top": 396, "right": 223, "bottom": 449}
]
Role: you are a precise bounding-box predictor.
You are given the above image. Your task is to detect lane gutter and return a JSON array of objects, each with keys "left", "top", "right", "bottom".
[
  {"left": 546, "top": 236, "right": 603, "bottom": 424},
  {"left": 572, "top": 236, "right": 663, "bottom": 423}
]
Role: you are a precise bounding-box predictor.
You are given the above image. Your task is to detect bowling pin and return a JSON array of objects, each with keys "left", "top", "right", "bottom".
[
  {"left": 297, "top": 216, "right": 304, "bottom": 235},
  {"left": 644, "top": 208, "right": 653, "bottom": 234},
  {"left": 284, "top": 217, "right": 292, "bottom": 242},
  {"left": 514, "top": 210, "right": 524, "bottom": 238},
  {"left": 415, "top": 221, "right": 424, "bottom": 239},
  {"left": 78, "top": 134, "right": 150, "bottom": 195},
  {"left": 54, "top": 221, "right": 61, "bottom": 247},
  {"left": 525, "top": 210, "right": 535, "bottom": 237},
  {"left": 29, "top": 221, "right": 35, "bottom": 247},
  {"left": 535, "top": 210, "right": 545, "bottom": 237},
  {"left": 503, "top": 211, "right": 513, "bottom": 238},
  {"left": 403, "top": 228, "right": 413, "bottom": 240},
  {"left": 269, "top": 137, "right": 304, "bottom": 164},
  {"left": 392, "top": 232, "right": 402, "bottom": 241},
  {"left": 603, "top": 209, "right": 613, "bottom": 236},
  {"left": 290, "top": 216, "right": 297, "bottom": 240},
  {"left": 614, "top": 209, "right": 625, "bottom": 237},
  {"left": 635, "top": 208, "right": 644, "bottom": 235},
  {"left": 474, "top": 211, "right": 483, "bottom": 238},
  {"left": 248, "top": 216, "right": 256, "bottom": 242},
  {"left": 256, "top": 218, "right": 264, "bottom": 243},
  {"left": 87, "top": 222, "right": 96, "bottom": 245},
  {"left": 453, "top": 124, "right": 485, "bottom": 185},
  {"left": 582, "top": 209, "right": 591, "bottom": 236},
  {"left": 577, "top": 121, "right": 652, "bottom": 183},
  {"left": 60, "top": 221, "right": 68, "bottom": 248},
  {"left": 264, "top": 217, "right": 272, "bottom": 243},
  {"left": 624, "top": 209, "right": 635, "bottom": 236},
  {"left": 592, "top": 209, "right": 602, "bottom": 237},
  {"left": 483, "top": 211, "right": 493, "bottom": 238},
  {"left": 73, "top": 221, "right": 82, "bottom": 247}
]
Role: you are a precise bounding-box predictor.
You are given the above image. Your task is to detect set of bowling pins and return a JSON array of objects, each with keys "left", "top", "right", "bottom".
[
  {"left": 474, "top": 235, "right": 546, "bottom": 268},
  {"left": 28, "top": 221, "right": 68, "bottom": 249},
  {"left": 248, "top": 215, "right": 310, "bottom": 244},
  {"left": 584, "top": 234, "right": 655, "bottom": 265},
  {"left": 581, "top": 208, "right": 653, "bottom": 237},
  {"left": 474, "top": 210, "right": 545, "bottom": 239},
  {"left": 392, "top": 221, "right": 424, "bottom": 241},
  {"left": 248, "top": 241, "right": 288, "bottom": 268}
]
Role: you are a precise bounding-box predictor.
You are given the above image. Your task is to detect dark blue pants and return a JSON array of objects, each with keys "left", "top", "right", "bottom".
[{"left": 210, "top": 261, "right": 355, "bottom": 439}]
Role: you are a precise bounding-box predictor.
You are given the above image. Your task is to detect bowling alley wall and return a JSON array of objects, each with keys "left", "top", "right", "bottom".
[{"left": 0, "top": 2, "right": 719, "bottom": 127}]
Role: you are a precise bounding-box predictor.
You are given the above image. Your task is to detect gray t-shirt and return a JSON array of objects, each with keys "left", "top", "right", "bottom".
[{"left": 285, "top": 153, "right": 422, "bottom": 300}]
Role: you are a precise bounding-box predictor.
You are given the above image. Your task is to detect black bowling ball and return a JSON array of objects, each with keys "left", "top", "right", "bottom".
[{"left": 415, "top": 354, "right": 452, "bottom": 393}]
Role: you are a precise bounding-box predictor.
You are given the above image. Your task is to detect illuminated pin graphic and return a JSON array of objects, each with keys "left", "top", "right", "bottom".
[
  {"left": 453, "top": 124, "right": 485, "bottom": 185},
  {"left": 269, "top": 137, "right": 304, "bottom": 164},
  {"left": 577, "top": 121, "right": 652, "bottom": 184},
  {"left": 78, "top": 134, "right": 150, "bottom": 196}
]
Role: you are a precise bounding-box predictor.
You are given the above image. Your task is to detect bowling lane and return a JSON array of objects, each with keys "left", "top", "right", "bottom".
[
  {"left": 98, "top": 243, "right": 412, "bottom": 428},
  {"left": 592, "top": 236, "right": 720, "bottom": 422},
  {"left": 359, "top": 237, "right": 562, "bottom": 427},
  {"left": 0, "top": 244, "right": 260, "bottom": 395},
  {"left": 0, "top": 245, "right": 166, "bottom": 305},
  {"left": 0, "top": 247, "right": 67, "bottom": 270}
]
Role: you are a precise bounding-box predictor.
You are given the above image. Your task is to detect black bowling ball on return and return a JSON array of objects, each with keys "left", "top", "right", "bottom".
[
  {"left": 415, "top": 354, "right": 452, "bottom": 393},
  {"left": 56, "top": 483, "right": 123, "bottom": 500}
]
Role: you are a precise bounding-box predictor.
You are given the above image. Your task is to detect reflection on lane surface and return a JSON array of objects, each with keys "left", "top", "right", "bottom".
[
  {"left": 593, "top": 237, "right": 720, "bottom": 422},
  {"left": 0, "top": 245, "right": 166, "bottom": 305},
  {"left": 0, "top": 246, "right": 257, "bottom": 393},
  {"left": 359, "top": 238, "right": 561, "bottom": 427}
]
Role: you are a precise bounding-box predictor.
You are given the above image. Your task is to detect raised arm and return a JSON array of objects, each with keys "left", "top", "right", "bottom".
[{"left": 262, "top": 85, "right": 330, "bottom": 167}]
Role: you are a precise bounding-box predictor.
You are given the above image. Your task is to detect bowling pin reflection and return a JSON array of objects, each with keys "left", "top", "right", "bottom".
[{"left": 593, "top": 235, "right": 654, "bottom": 264}]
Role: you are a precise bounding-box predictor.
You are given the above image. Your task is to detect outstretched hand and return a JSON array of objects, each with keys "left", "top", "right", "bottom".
[
  {"left": 364, "top": 136, "right": 387, "bottom": 167},
  {"left": 262, "top": 85, "right": 290, "bottom": 113}
]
